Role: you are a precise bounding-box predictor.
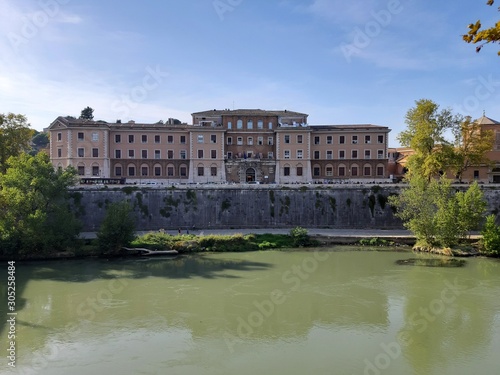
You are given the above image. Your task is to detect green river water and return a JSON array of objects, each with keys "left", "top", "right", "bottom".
[{"left": 1, "top": 249, "right": 500, "bottom": 375}]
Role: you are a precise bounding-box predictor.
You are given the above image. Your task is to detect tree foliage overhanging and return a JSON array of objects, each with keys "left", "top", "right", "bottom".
[
  {"left": 0, "top": 113, "right": 34, "bottom": 174},
  {"left": 463, "top": 0, "right": 500, "bottom": 55}
]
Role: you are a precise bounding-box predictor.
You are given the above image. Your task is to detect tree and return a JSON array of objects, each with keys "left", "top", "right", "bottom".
[
  {"left": 0, "top": 153, "right": 81, "bottom": 258},
  {"left": 449, "top": 116, "right": 494, "bottom": 182},
  {"left": 463, "top": 0, "right": 500, "bottom": 55},
  {"left": 481, "top": 215, "right": 500, "bottom": 256},
  {"left": 79, "top": 106, "right": 94, "bottom": 120},
  {"left": 0, "top": 113, "right": 34, "bottom": 173},
  {"left": 397, "top": 99, "right": 461, "bottom": 181},
  {"left": 97, "top": 201, "right": 136, "bottom": 255}
]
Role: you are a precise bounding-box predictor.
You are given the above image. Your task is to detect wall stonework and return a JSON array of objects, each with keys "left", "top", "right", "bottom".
[{"left": 71, "top": 185, "right": 500, "bottom": 232}]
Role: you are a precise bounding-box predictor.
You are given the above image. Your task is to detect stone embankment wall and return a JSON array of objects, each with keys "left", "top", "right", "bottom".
[{"left": 69, "top": 185, "right": 500, "bottom": 232}]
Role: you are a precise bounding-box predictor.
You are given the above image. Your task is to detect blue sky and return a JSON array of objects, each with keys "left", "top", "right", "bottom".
[{"left": 1, "top": 0, "right": 499, "bottom": 146}]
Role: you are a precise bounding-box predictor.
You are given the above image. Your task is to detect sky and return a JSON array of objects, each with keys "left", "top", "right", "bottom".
[{"left": 1, "top": 0, "right": 499, "bottom": 147}]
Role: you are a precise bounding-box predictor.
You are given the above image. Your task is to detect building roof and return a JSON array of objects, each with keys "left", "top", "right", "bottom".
[
  {"left": 310, "top": 124, "right": 390, "bottom": 131},
  {"left": 48, "top": 116, "right": 188, "bottom": 130},
  {"left": 476, "top": 115, "right": 500, "bottom": 125},
  {"left": 191, "top": 109, "right": 308, "bottom": 117}
]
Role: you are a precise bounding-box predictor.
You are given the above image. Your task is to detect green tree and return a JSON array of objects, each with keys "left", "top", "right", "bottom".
[
  {"left": 449, "top": 116, "right": 494, "bottom": 182},
  {"left": 0, "top": 153, "right": 81, "bottom": 258},
  {"left": 463, "top": 0, "right": 500, "bottom": 55},
  {"left": 481, "top": 215, "right": 500, "bottom": 256},
  {"left": 0, "top": 113, "right": 34, "bottom": 173},
  {"left": 97, "top": 201, "right": 136, "bottom": 255},
  {"left": 397, "top": 99, "right": 460, "bottom": 181},
  {"left": 79, "top": 106, "right": 94, "bottom": 120},
  {"left": 456, "top": 182, "right": 487, "bottom": 240}
]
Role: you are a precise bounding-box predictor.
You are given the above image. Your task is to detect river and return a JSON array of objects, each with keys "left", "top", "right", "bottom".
[{"left": 1, "top": 249, "right": 500, "bottom": 375}]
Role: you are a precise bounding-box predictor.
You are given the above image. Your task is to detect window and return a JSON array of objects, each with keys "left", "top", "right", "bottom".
[
  {"left": 211, "top": 167, "right": 217, "bottom": 176},
  {"left": 314, "top": 150, "right": 320, "bottom": 159},
  {"left": 197, "top": 135, "right": 204, "bottom": 143},
  {"left": 284, "top": 166, "right": 290, "bottom": 176},
  {"left": 167, "top": 167, "right": 174, "bottom": 177},
  {"left": 339, "top": 136, "right": 345, "bottom": 144},
  {"left": 352, "top": 150, "right": 358, "bottom": 159},
  {"left": 297, "top": 166, "right": 303, "bottom": 176},
  {"left": 167, "top": 135, "right": 173, "bottom": 144},
  {"left": 180, "top": 150, "right": 187, "bottom": 159},
  {"left": 474, "top": 170, "right": 479, "bottom": 179},
  {"left": 339, "top": 167, "right": 345, "bottom": 177},
  {"left": 297, "top": 135, "right": 303, "bottom": 144},
  {"left": 115, "top": 166, "right": 122, "bottom": 176},
  {"left": 364, "top": 166, "right": 371, "bottom": 176},
  {"left": 57, "top": 132, "right": 62, "bottom": 141},
  {"left": 141, "top": 150, "right": 148, "bottom": 159},
  {"left": 257, "top": 136, "right": 263, "bottom": 145},
  {"left": 211, "top": 134, "right": 217, "bottom": 143},
  {"left": 57, "top": 148, "right": 62, "bottom": 157},
  {"left": 92, "top": 166, "right": 99, "bottom": 176},
  {"left": 115, "top": 134, "right": 121, "bottom": 143},
  {"left": 352, "top": 135, "right": 358, "bottom": 144},
  {"left": 237, "top": 120, "right": 243, "bottom": 129},
  {"left": 154, "top": 166, "right": 161, "bottom": 176},
  {"left": 198, "top": 150, "right": 204, "bottom": 158},
  {"left": 326, "top": 150, "right": 333, "bottom": 160},
  {"left": 365, "top": 150, "right": 371, "bottom": 159},
  {"left": 142, "top": 135, "right": 147, "bottom": 143},
  {"left": 284, "top": 150, "right": 290, "bottom": 159},
  {"left": 377, "top": 166, "right": 384, "bottom": 176},
  {"left": 155, "top": 135, "right": 160, "bottom": 144},
  {"left": 247, "top": 151, "right": 253, "bottom": 159},
  {"left": 351, "top": 166, "right": 358, "bottom": 176},
  {"left": 78, "top": 166, "right": 85, "bottom": 175},
  {"left": 247, "top": 137, "right": 253, "bottom": 145},
  {"left": 227, "top": 121, "right": 232, "bottom": 129},
  {"left": 78, "top": 148, "right": 84, "bottom": 157},
  {"left": 327, "top": 136, "right": 332, "bottom": 144},
  {"left": 377, "top": 150, "right": 384, "bottom": 159},
  {"left": 92, "top": 133, "right": 98, "bottom": 142},
  {"left": 180, "top": 166, "right": 187, "bottom": 177},
  {"left": 128, "top": 134, "right": 134, "bottom": 143},
  {"left": 365, "top": 135, "right": 371, "bottom": 144},
  {"left": 211, "top": 150, "right": 217, "bottom": 159},
  {"left": 268, "top": 122, "right": 273, "bottom": 129},
  {"left": 313, "top": 167, "right": 320, "bottom": 176},
  {"left": 268, "top": 152, "right": 274, "bottom": 159},
  {"left": 198, "top": 166, "right": 204, "bottom": 176},
  {"left": 227, "top": 152, "right": 232, "bottom": 159},
  {"left": 227, "top": 137, "right": 232, "bottom": 145},
  {"left": 141, "top": 167, "right": 148, "bottom": 176},
  {"left": 128, "top": 150, "right": 135, "bottom": 158},
  {"left": 247, "top": 120, "right": 253, "bottom": 129},
  {"left": 297, "top": 150, "right": 303, "bottom": 159},
  {"left": 258, "top": 120, "right": 263, "bottom": 129},
  {"left": 92, "top": 148, "right": 99, "bottom": 157},
  {"left": 378, "top": 135, "right": 384, "bottom": 144},
  {"left": 237, "top": 137, "right": 243, "bottom": 145},
  {"left": 314, "top": 136, "right": 320, "bottom": 145},
  {"left": 284, "top": 135, "right": 290, "bottom": 144},
  {"left": 168, "top": 150, "right": 174, "bottom": 159},
  {"left": 77, "top": 132, "right": 84, "bottom": 141},
  {"left": 128, "top": 166, "right": 135, "bottom": 176},
  {"left": 155, "top": 150, "right": 161, "bottom": 159},
  {"left": 268, "top": 137, "right": 273, "bottom": 145},
  {"left": 180, "top": 135, "right": 186, "bottom": 144},
  {"left": 326, "top": 166, "right": 333, "bottom": 176},
  {"left": 339, "top": 150, "right": 345, "bottom": 159}
]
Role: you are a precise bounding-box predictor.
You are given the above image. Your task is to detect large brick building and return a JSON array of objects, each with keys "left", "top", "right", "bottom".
[{"left": 48, "top": 109, "right": 391, "bottom": 184}]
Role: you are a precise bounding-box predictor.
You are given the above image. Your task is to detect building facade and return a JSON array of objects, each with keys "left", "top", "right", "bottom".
[{"left": 49, "top": 109, "right": 391, "bottom": 184}]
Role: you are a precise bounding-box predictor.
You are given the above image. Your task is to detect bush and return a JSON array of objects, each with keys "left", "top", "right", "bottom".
[
  {"left": 97, "top": 202, "right": 136, "bottom": 255},
  {"left": 481, "top": 215, "right": 500, "bottom": 256},
  {"left": 290, "top": 227, "right": 310, "bottom": 247}
]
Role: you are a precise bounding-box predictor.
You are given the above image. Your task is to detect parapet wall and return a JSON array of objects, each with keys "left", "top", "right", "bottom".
[{"left": 70, "top": 185, "right": 500, "bottom": 232}]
